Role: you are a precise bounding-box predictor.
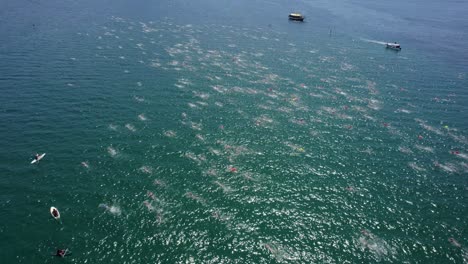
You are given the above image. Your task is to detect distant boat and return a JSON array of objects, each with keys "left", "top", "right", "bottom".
[
  {"left": 289, "top": 13, "right": 305, "bottom": 22},
  {"left": 386, "top": 42, "right": 401, "bottom": 50}
]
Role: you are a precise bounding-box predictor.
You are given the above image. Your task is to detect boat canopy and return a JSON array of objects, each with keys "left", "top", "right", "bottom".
[{"left": 289, "top": 13, "right": 302, "bottom": 17}]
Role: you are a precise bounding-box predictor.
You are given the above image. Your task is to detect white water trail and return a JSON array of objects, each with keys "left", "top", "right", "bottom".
[{"left": 361, "top": 38, "right": 387, "bottom": 45}]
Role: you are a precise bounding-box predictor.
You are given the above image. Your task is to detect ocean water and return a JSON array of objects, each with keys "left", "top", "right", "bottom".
[{"left": 0, "top": 0, "right": 467, "bottom": 263}]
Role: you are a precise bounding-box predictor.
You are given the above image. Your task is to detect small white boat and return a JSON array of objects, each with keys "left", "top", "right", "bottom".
[
  {"left": 50, "top": 207, "right": 60, "bottom": 220},
  {"left": 288, "top": 13, "right": 305, "bottom": 22},
  {"left": 386, "top": 42, "right": 401, "bottom": 50}
]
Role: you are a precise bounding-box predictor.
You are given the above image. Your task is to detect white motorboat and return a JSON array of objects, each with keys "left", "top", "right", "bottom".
[
  {"left": 288, "top": 13, "right": 305, "bottom": 22},
  {"left": 386, "top": 42, "right": 401, "bottom": 50}
]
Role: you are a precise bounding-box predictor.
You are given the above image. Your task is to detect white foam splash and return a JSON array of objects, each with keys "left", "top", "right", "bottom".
[
  {"left": 139, "top": 166, "right": 153, "bottom": 174},
  {"left": 163, "top": 130, "right": 177, "bottom": 138},
  {"left": 138, "top": 114, "right": 147, "bottom": 121},
  {"left": 99, "top": 203, "right": 122, "bottom": 216},
  {"left": 125, "top": 124, "right": 136, "bottom": 132},
  {"left": 408, "top": 162, "right": 426, "bottom": 172},
  {"left": 414, "top": 144, "right": 434, "bottom": 153},
  {"left": 107, "top": 146, "right": 118, "bottom": 157}
]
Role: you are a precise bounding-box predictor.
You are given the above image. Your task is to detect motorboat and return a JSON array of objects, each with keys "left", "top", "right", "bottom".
[
  {"left": 289, "top": 13, "right": 305, "bottom": 22},
  {"left": 386, "top": 42, "right": 401, "bottom": 50}
]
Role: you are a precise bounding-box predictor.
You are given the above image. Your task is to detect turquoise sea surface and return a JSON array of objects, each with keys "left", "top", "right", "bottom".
[{"left": 0, "top": 0, "right": 467, "bottom": 263}]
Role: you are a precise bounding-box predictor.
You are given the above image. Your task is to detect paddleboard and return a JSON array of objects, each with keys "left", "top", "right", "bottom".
[
  {"left": 31, "top": 153, "right": 46, "bottom": 164},
  {"left": 50, "top": 206, "right": 60, "bottom": 220}
]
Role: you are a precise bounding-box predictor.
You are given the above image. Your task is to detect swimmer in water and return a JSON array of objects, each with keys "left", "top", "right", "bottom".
[
  {"left": 98, "top": 203, "right": 110, "bottom": 211},
  {"left": 147, "top": 191, "right": 156, "bottom": 200},
  {"left": 448, "top": 238, "right": 461, "bottom": 247},
  {"left": 143, "top": 200, "right": 154, "bottom": 211},
  {"left": 153, "top": 179, "right": 165, "bottom": 187},
  {"left": 264, "top": 243, "right": 276, "bottom": 255},
  {"left": 361, "top": 229, "right": 373, "bottom": 238}
]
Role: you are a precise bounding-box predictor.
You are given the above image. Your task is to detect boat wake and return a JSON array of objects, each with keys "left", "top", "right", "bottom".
[{"left": 361, "top": 38, "right": 387, "bottom": 45}]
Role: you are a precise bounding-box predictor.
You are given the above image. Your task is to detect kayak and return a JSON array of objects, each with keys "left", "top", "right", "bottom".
[
  {"left": 31, "top": 153, "right": 46, "bottom": 164},
  {"left": 50, "top": 206, "right": 60, "bottom": 220}
]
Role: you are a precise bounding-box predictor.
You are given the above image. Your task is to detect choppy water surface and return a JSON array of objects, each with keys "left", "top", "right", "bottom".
[{"left": 0, "top": 0, "right": 467, "bottom": 263}]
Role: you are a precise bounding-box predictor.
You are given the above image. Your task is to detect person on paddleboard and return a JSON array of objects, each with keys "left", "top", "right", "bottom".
[
  {"left": 52, "top": 208, "right": 59, "bottom": 218},
  {"left": 56, "top": 249, "right": 66, "bottom": 257},
  {"left": 54, "top": 248, "right": 71, "bottom": 257},
  {"left": 35, "top": 153, "right": 40, "bottom": 161}
]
